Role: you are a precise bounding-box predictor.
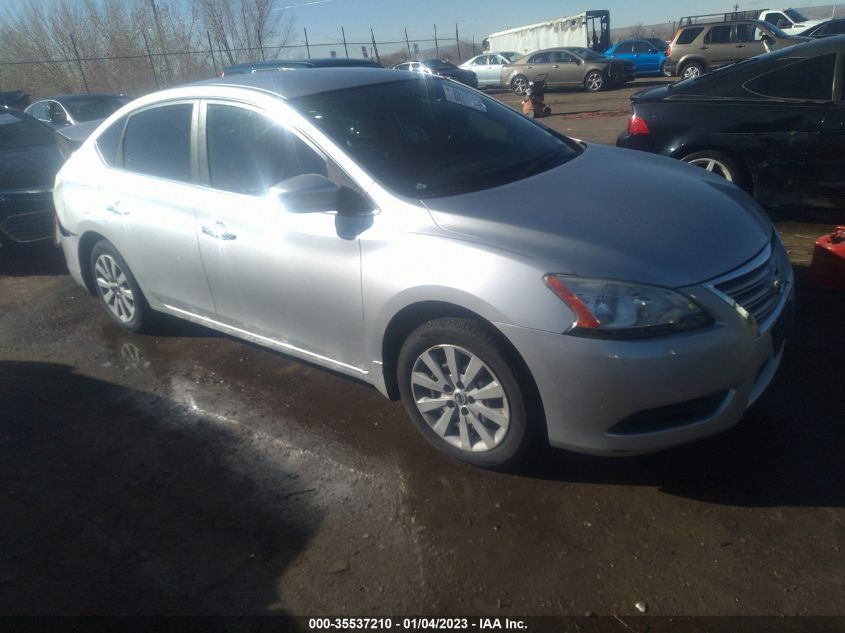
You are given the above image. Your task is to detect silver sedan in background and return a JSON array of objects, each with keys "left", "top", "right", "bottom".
[
  {"left": 459, "top": 52, "right": 519, "bottom": 87},
  {"left": 54, "top": 69, "right": 792, "bottom": 468}
]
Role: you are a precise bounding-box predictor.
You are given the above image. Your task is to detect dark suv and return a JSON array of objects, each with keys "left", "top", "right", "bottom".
[{"left": 664, "top": 19, "right": 805, "bottom": 78}]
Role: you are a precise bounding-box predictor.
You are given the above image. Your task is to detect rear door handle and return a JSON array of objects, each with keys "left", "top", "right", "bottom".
[
  {"left": 106, "top": 203, "right": 129, "bottom": 216},
  {"left": 736, "top": 44, "right": 746, "bottom": 48},
  {"left": 201, "top": 221, "right": 237, "bottom": 241},
  {"left": 699, "top": 46, "right": 709, "bottom": 49}
]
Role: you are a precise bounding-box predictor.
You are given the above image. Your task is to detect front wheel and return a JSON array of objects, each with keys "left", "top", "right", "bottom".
[
  {"left": 398, "top": 318, "right": 532, "bottom": 468},
  {"left": 583, "top": 70, "right": 605, "bottom": 92},
  {"left": 510, "top": 75, "right": 529, "bottom": 95},
  {"left": 90, "top": 240, "right": 153, "bottom": 332}
]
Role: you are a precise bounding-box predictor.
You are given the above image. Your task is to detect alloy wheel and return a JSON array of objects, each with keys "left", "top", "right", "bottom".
[
  {"left": 585, "top": 71, "right": 604, "bottom": 91},
  {"left": 682, "top": 65, "right": 701, "bottom": 79},
  {"left": 685, "top": 156, "right": 734, "bottom": 182},
  {"left": 511, "top": 76, "right": 528, "bottom": 95},
  {"left": 409, "top": 344, "right": 510, "bottom": 453},
  {"left": 94, "top": 254, "right": 136, "bottom": 323}
]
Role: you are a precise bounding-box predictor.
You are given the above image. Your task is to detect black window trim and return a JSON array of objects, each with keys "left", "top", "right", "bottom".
[{"left": 96, "top": 99, "right": 198, "bottom": 184}]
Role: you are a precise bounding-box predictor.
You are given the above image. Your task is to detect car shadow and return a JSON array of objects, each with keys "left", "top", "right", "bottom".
[
  {"left": 521, "top": 275, "right": 845, "bottom": 509},
  {"left": 0, "top": 360, "right": 320, "bottom": 616}
]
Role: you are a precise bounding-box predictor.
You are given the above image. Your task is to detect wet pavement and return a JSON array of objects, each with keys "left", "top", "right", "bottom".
[{"left": 1, "top": 85, "right": 844, "bottom": 618}]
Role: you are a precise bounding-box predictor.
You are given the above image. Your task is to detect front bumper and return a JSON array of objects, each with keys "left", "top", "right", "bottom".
[{"left": 497, "top": 245, "right": 794, "bottom": 455}]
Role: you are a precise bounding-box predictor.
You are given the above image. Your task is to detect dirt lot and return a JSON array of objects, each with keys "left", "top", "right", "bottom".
[{"left": 1, "top": 79, "right": 844, "bottom": 624}]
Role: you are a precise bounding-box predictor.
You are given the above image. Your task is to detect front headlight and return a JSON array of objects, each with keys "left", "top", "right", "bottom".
[{"left": 544, "top": 274, "right": 713, "bottom": 339}]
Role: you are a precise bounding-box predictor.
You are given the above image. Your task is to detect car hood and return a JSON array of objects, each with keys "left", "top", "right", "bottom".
[
  {"left": 0, "top": 143, "right": 63, "bottom": 190},
  {"left": 421, "top": 145, "right": 771, "bottom": 288}
]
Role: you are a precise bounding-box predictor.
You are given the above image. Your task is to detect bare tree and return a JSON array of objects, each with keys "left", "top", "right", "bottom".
[
  {"left": 629, "top": 23, "right": 646, "bottom": 39},
  {"left": 198, "top": 0, "right": 295, "bottom": 65}
]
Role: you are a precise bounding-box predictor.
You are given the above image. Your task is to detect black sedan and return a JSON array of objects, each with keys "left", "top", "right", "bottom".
[
  {"left": 617, "top": 37, "right": 845, "bottom": 210},
  {"left": 392, "top": 59, "right": 478, "bottom": 88},
  {"left": 0, "top": 109, "right": 63, "bottom": 248},
  {"left": 24, "top": 93, "right": 130, "bottom": 129},
  {"left": 799, "top": 18, "right": 845, "bottom": 38}
]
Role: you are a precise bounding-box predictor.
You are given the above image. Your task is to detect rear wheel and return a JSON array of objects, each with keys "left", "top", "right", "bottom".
[
  {"left": 398, "top": 317, "right": 532, "bottom": 469},
  {"left": 680, "top": 61, "right": 704, "bottom": 79},
  {"left": 681, "top": 150, "right": 749, "bottom": 190},
  {"left": 510, "top": 75, "right": 529, "bottom": 95},
  {"left": 90, "top": 240, "right": 152, "bottom": 332},
  {"left": 584, "top": 70, "right": 605, "bottom": 92}
]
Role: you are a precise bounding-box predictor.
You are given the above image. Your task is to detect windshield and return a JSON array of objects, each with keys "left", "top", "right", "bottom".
[
  {"left": 568, "top": 47, "right": 605, "bottom": 61},
  {"left": 291, "top": 78, "right": 580, "bottom": 198},
  {"left": 784, "top": 9, "right": 808, "bottom": 22},
  {"left": 423, "top": 59, "right": 457, "bottom": 71},
  {"left": 0, "top": 111, "right": 55, "bottom": 150},
  {"left": 63, "top": 96, "right": 130, "bottom": 122}
]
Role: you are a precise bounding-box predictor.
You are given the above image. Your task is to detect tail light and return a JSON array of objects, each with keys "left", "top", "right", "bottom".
[{"left": 627, "top": 114, "right": 650, "bottom": 136}]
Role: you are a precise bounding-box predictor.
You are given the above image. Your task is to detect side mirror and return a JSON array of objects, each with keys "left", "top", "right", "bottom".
[{"left": 271, "top": 174, "right": 340, "bottom": 213}]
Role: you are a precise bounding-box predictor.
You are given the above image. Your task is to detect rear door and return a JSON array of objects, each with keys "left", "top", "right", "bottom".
[
  {"left": 97, "top": 101, "right": 217, "bottom": 318},
  {"left": 632, "top": 40, "right": 660, "bottom": 73}
]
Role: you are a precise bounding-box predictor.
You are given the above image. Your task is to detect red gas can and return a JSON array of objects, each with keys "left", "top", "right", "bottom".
[{"left": 811, "top": 227, "right": 845, "bottom": 291}]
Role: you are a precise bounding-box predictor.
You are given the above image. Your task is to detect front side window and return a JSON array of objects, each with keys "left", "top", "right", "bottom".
[
  {"left": 633, "top": 42, "right": 653, "bottom": 53},
  {"left": 205, "top": 104, "right": 326, "bottom": 196},
  {"left": 735, "top": 24, "right": 757, "bottom": 42},
  {"left": 122, "top": 103, "right": 193, "bottom": 182},
  {"left": 744, "top": 54, "right": 836, "bottom": 101},
  {"left": 705, "top": 25, "right": 732, "bottom": 44},
  {"left": 553, "top": 51, "right": 577, "bottom": 63},
  {"left": 615, "top": 42, "right": 634, "bottom": 54},
  {"left": 291, "top": 77, "right": 581, "bottom": 198},
  {"left": 27, "top": 102, "right": 49, "bottom": 121}
]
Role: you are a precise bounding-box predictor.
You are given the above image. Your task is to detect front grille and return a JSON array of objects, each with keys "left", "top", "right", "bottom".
[
  {"left": 711, "top": 244, "right": 785, "bottom": 326},
  {"left": 0, "top": 210, "right": 54, "bottom": 243}
]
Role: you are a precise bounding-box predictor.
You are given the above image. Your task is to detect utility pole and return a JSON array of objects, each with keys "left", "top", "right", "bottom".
[{"left": 149, "top": 0, "right": 173, "bottom": 83}]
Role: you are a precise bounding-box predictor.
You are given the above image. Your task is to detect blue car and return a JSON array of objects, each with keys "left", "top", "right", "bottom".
[{"left": 605, "top": 39, "right": 667, "bottom": 76}]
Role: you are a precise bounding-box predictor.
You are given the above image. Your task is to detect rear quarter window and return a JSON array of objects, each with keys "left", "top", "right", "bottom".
[
  {"left": 95, "top": 115, "right": 127, "bottom": 167},
  {"left": 676, "top": 27, "right": 704, "bottom": 45},
  {"left": 743, "top": 54, "right": 836, "bottom": 101}
]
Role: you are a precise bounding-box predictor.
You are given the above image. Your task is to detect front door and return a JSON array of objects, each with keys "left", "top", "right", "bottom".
[{"left": 192, "top": 101, "right": 368, "bottom": 370}]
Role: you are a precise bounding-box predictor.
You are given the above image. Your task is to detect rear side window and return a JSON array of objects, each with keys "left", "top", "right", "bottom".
[
  {"left": 205, "top": 104, "right": 327, "bottom": 196},
  {"left": 676, "top": 27, "right": 704, "bottom": 45},
  {"left": 744, "top": 54, "right": 836, "bottom": 101},
  {"left": 529, "top": 52, "right": 550, "bottom": 63},
  {"left": 123, "top": 103, "right": 193, "bottom": 182}
]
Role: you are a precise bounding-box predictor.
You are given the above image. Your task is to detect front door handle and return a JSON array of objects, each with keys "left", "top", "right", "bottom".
[
  {"left": 699, "top": 46, "right": 709, "bottom": 49},
  {"left": 552, "top": 64, "right": 560, "bottom": 68},
  {"left": 201, "top": 221, "right": 237, "bottom": 241},
  {"left": 736, "top": 44, "right": 746, "bottom": 48}
]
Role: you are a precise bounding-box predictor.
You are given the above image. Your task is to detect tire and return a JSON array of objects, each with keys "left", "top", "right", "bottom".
[
  {"left": 397, "top": 317, "right": 533, "bottom": 469},
  {"left": 89, "top": 240, "right": 152, "bottom": 332},
  {"left": 583, "top": 69, "right": 605, "bottom": 92},
  {"left": 680, "top": 61, "right": 704, "bottom": 79},
  {"left": 510, "top": 75, "right": 529, "bottom": 95},
  {"left": 681, "top": 150, "right": 749, "bottom": 190}
]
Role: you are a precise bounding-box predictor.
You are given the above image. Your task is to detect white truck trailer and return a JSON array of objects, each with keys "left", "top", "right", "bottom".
[{"left": 483, "top": 10, "right": 610, "bottom": 56}]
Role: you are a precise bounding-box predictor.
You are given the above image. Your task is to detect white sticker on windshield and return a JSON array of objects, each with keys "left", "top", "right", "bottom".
[
  {"left": 442, "top": 84, "right": 487, "bottom": 112},
  {"left": 0, "top": 113, "right": 21, "bottom": 125}
]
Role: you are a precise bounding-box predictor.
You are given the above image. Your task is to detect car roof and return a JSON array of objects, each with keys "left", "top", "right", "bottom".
[
  {"left": 44, "top": 93, "right": 127, "bottom": 102},
  {"left": 192, "top": 67, "right": 418, "bottom": 100}
]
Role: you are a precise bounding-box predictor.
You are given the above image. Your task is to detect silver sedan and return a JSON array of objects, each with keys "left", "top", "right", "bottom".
[{"left": 54, "top": 68, "right": 793, "bottom": 468}]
